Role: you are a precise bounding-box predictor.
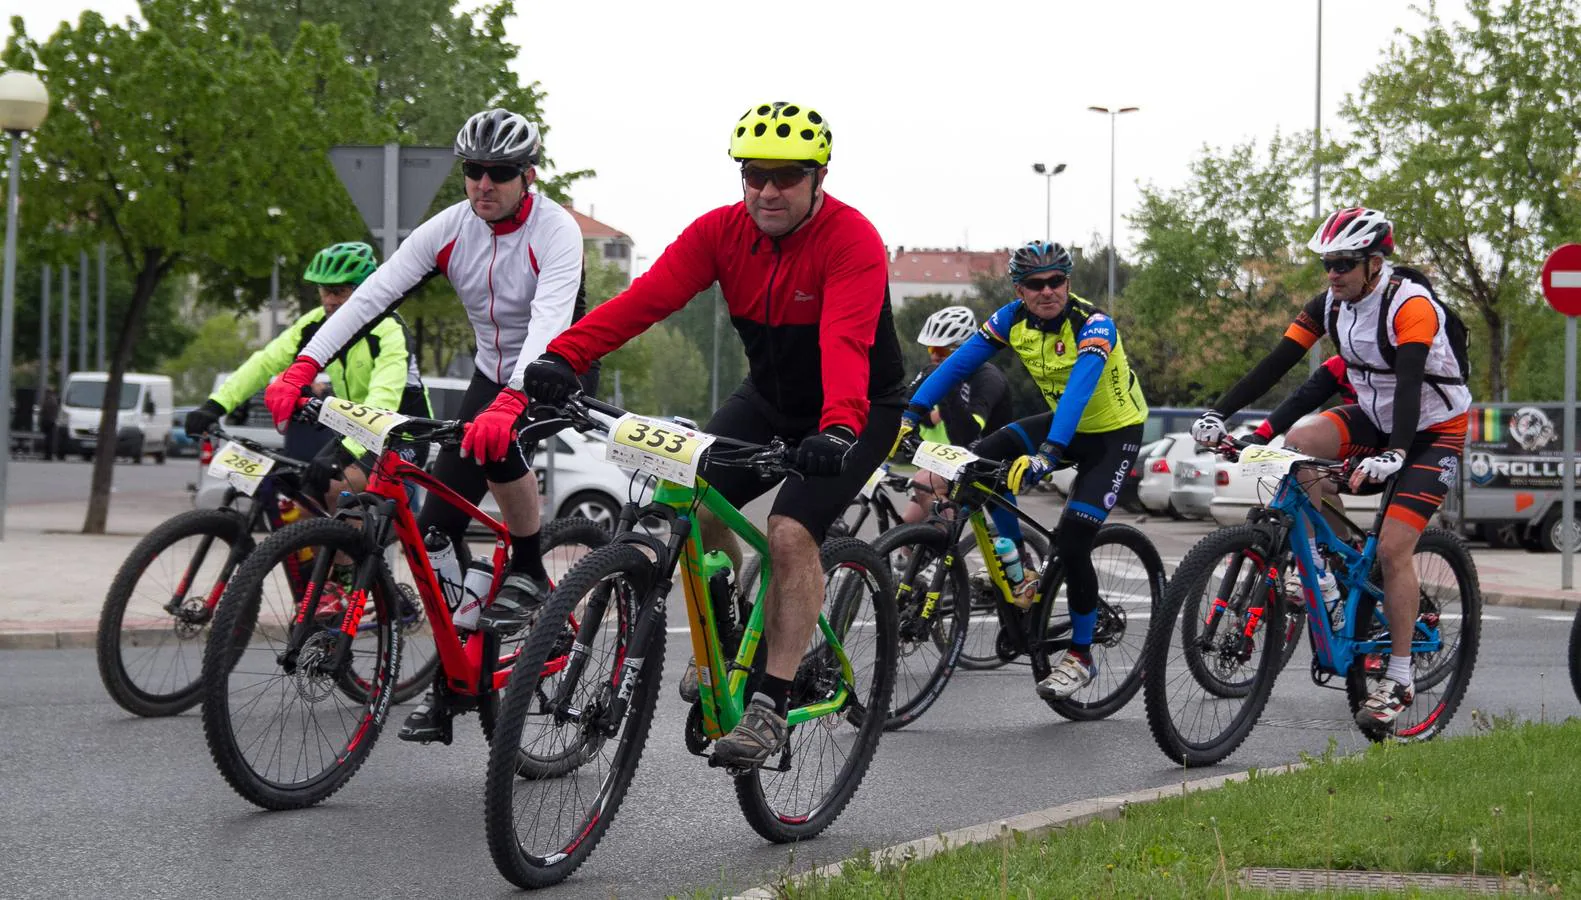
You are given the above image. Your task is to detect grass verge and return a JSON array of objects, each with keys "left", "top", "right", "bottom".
[{"left": 769, "top": 718, "right": 1581, "bottom": 898}]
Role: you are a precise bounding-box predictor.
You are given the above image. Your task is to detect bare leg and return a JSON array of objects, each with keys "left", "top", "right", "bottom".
[
  {"left": 1376, "top": 517, "right": 1422, "bottom": 665},
  {"left": 763, "top": 515, "right": 824, "bottom": 681},
  {"left": 699, "top": 508, "right": 743, "bottom": 572},
  {"left": 489, "top": 474, "right": 541, "bottom": 537},
  {"left": 1284, "top": 417, "right": 1347, "bottom": 539},
  {"left": 900, "top": 472, "right": 946, "bottom": 524}
]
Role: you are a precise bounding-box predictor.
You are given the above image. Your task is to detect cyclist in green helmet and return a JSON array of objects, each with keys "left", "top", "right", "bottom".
[{"left": 184, "top": 241, "right": 433, "bottom": 506}]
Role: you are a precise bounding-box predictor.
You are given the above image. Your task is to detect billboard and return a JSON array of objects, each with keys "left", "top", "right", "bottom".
[{"left": 1464, "top": 404, "right": 1581, "bottom": 489}]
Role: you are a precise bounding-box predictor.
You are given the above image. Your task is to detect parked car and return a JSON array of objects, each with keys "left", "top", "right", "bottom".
[
  {"left": 1209, "top": 433, "right": 1381, "bottom": 527},
  {"left": 1171, "top": 453, "right": 1216, "bottom": 519},
  {"left": 1136, "top": 432, "right": 1217, "bottom": 518},
  {"left": 168, "top": 406, "right": 201, "bottom": 457},
  {"left": 60, "top": 371, "right": 174, "bottom": 463},
  {"left": 1439, "top": 402, "right": 1581, "bottom": 552},
  {"left": 1044, "top": 439, "right": 1149, "bottom": 511}
]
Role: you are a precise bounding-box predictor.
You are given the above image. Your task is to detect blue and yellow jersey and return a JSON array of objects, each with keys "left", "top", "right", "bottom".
[{"left": 909, "top": 293, "right": 1146, "bottom": 450}]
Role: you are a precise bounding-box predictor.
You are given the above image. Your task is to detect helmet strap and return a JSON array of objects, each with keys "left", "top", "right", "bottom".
[{"left": 785, "top": 168, "right": 824, "bottom": 236}]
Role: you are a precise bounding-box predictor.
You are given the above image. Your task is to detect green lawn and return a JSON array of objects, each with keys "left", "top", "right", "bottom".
[{"left": 765, "top": 719, "right": 1581, "bottom": 898}]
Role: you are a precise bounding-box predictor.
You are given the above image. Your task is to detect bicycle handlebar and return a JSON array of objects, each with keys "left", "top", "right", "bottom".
[{"left": 1212, "top": 434, "right": 1349, "bottom": 472}]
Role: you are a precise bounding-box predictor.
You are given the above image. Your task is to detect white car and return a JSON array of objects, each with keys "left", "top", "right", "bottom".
[
  {"left": 1209, "top": 433, "right": 1381, "bottom": 527},
  {"left": 1135, "top": 432, "right": 1217, "bottom": 518}
]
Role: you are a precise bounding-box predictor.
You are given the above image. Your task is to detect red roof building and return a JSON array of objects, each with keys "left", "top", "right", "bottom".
[{"left": 888, "top": 247, "right": 1009, "bottom": 305}]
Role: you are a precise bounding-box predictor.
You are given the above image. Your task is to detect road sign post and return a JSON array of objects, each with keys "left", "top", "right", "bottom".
[
  {"left": 1540, "top": 244, "right": 1581, "bottom": 589},
  {"left": 328, "top": 144, "right": 453, "bottom": 259}
]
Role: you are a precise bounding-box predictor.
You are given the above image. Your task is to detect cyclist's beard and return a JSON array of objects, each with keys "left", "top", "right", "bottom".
[{"left": 485, "top": 192, "right": 526, "bottom": 224}]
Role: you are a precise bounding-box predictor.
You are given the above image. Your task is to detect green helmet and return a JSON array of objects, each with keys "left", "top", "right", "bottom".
[{"left": 303, "top": 242, "right": 378, "bottom": 286}]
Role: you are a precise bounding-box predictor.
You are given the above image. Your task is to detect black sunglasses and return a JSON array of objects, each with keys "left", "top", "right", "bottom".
[
  {"left": 1321, "top": 257, "right": 1365, "bottom": 273},
  {"left": 462, "top": 161, "right": 525, "bottom": 182},
  {"left": 1018, "top": 273, "right": 1068, "bottom": 292},
  {"left": 741, "top": 166, "right": 815, "bottom": 191}
]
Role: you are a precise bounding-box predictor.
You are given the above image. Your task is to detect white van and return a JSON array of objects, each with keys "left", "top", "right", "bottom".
[{"left": 60, "top": 372, "right": 175, "bottom": 464}]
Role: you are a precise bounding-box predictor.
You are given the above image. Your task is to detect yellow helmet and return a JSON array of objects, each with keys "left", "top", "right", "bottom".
[{"left": 729, "top": 102, "right": 832, "bottom": 166}]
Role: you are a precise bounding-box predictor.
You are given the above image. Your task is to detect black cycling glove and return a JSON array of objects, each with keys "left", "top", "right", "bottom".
[{"left": 795, "top": 426, "right": 856, "bottom": 477}]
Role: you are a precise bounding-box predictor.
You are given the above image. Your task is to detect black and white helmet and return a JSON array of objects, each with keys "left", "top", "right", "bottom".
[
  {"left": 917, "top": 306, "right": 978, "bottom": 347},
  {"left": 454, "top": 108, "right": 542, "bottom": 166}
]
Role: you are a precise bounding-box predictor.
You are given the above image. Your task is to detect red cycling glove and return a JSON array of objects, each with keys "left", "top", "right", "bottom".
[
  {"left": 265, "top": 357, "right": 321, "bottom": 430},
  {"left": 461, "top": 388, "right": 528, "bottom": 463}
]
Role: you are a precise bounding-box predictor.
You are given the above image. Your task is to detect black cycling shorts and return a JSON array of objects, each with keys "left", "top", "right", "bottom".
[
  {"left": 972, "top": 413, "right": 1143, "bottom": 527},
  {"left": 700, "top": 383, "right": 903, "bottom": 544},
  {"left": 1321, "top": 405, "right": 1467, "bottom": 532},
  {"left": 417, "top": 372, "right": 537, "bottom": 540}
]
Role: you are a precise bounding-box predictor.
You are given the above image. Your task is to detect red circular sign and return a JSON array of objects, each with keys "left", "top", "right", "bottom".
[{"left": 1541, "top": 244, "right": 1581, "bottom": 316}]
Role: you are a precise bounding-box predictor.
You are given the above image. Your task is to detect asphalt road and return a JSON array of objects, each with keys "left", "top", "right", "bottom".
[
  {"left": 5, "top": 455, "right": 200, "bottom": 505},
  {"left": 2, "top": 600, "right": 1576, "bottom": 899}
]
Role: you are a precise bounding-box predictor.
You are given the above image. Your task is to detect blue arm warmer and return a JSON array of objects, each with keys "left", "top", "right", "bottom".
[
  {"left": 1045, "top": 351, "right": 1104, "bottom": 449},
  {"left": 906, "top": 332, "right": 999, "bottom": 413}
]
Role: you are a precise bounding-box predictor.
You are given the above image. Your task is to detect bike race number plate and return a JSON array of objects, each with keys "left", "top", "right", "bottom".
[
  {"left": 208, "top": 441, "right": 275, "bottom": 496},
  {"left": 317, "top": 397, "right": 409, "bottom": 450},
  {"left": 913, "top": 440, "right": 977, "bottom": 480},
  {"left": 1238, "top": 445, "right": 1307, "bottom": 478},
  {"left": 607, "top": 413, "right": 717, "bottom": 486},
  {"left": 858, "top": 464, "right": 886, "bottom": 499}
]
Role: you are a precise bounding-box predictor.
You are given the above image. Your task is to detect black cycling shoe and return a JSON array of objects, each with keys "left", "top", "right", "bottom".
[
  {"left": 476, "top": 572, "right": 550, "bottom": 635},
  {"left": 398, "top": 691, "right": 453, "bottom": 745}
]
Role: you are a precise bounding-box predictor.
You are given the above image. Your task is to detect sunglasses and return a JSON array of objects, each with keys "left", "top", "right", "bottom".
[
  {"left": 1018, "top": 273, "right": 1068, "bottom": 293},
  {"left": 741, "top": 166, "right": 815, "bottom": 190},
  {"left": 462, "top": 161, "right": 525, "bottom": 182},
  {"left": 1321, "top": 257, "right": 1365, "bottom": 273}
]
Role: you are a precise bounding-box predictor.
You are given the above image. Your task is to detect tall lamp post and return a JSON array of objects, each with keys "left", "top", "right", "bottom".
[
  {"left": 0, "top": 71, "right": 51, "bottom": 540},
  {"left": 1031, "top": 162, "right": 1067, "bottom": 245},
  {"left": 1087, "top": 105, "right": 1139, "bottom": 307}
]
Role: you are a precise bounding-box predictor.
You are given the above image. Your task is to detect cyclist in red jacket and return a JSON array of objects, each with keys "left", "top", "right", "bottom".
[{"left": 522, "top": 101, "right": 906, "bottom": 769}]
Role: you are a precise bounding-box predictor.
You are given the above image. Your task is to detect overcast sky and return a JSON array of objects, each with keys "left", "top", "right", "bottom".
[{"left": 22, "top": 1, "right": 1471, "bottom": 274}]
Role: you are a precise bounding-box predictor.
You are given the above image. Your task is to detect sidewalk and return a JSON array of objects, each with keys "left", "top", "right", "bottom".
[{"left": 2, "top": 496, "right": 1578, "bottom": 648}]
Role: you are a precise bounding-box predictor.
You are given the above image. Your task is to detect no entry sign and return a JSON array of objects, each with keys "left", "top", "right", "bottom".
[{"left": 1541, "top": 244, "right": 1581, "bottom": 316}]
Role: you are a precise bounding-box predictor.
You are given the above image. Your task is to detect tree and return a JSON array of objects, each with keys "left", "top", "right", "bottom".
[
  {"left": 1123, "top": 133, "right": 1321, "bottom": 406},
  {"left": 161, "top": 312, "right": 256, "bottom": 403},
  {"left": 1336, "top": 0, "right": 1581, "bottom": 401},
  {"left": 4, "top": 0, "right": 389, "bottom": 532}
]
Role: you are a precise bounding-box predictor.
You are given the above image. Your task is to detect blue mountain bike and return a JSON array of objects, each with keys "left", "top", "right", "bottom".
[{"left": 1142, "top": 437, "right": 1482, "bottom": 766}]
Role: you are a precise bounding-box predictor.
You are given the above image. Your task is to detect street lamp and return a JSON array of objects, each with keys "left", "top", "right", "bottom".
[
  {"left": 0, "top": 70, "right": 51, "bottom": 541},
  {"left": 1087, "top": 105, "right": 1140, "bottom": 307},
  {"left": 1031, "top": 162, "right": 1067, "bottom": 245}
]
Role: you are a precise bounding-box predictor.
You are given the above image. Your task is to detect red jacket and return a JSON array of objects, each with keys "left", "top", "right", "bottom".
[{"left": 548, "top": 194, "right": 905, "bottom": 433}]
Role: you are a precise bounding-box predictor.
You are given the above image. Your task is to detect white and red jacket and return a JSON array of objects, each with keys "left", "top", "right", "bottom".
[{"left": 301, "top": 192, "right": 584, "bottom": 389}]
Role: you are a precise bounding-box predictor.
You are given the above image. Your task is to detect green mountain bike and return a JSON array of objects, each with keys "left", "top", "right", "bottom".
[{"left": 483, "top": 394, "right": 898, "bottom": 889}]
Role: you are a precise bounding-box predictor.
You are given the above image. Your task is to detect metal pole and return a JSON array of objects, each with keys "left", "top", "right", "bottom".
[
  {"left": 1311, "top": 0, "right": 1324, "bottom": 373},
  {"left": 97, "top": 242, "right": 106, "bottom": 369},
  {"left": 268, "top": 258, "right": 280, "bottom": 338},
  {"left": 1563, "top": 315, "right": 1575, "bottom": 590},
  {"left": 1044, "top": 174, "right": 1052, "bottom": 246},
  {"left": 39, "top": 265, "right": 49, "bottom": 391},
  {"left": 78, "top": 249, "right": 87, "bottom": 371},
  {"left": 1107, "top": 112, "right": 1117, "bottom": 307},
  {"left": 58, "top": 263, "right": 68, "bottom": 391},
  {"left": 710, "top": 288, "right": 720, "bottom": 412},
  {"left": 0, "top": 135, "right": 23, "bottom": 539},
  {"left": 380, "top": 142, "right": 400, "bottom": 261}
]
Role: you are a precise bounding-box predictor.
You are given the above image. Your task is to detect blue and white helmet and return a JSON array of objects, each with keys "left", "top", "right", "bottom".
[{"left": 1008, "top": 240, "right": 1074, "bottom": 283}]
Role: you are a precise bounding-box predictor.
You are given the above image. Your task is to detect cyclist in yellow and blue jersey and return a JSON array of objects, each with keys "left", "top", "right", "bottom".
[{"left": 899, "top": 240, "right": 1146, "bottom": 700}]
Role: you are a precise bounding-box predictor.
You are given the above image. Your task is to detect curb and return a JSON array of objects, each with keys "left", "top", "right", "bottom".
[
  {"left": 727, "top": 764, "right": 1306, "bottom": 899},
  {"left": 8, "top": 587, "right": 1574, "bottom": 651}
]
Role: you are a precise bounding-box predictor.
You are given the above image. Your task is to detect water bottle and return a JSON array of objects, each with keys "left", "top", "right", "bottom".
[
  {"left": 456, "top": 561, "right": 492, "bottom": 632},
  {"left": 424, "top": 527, "right": 465, "bottom": 614},
  {"left": 993, "top": 537, "right": 1024, "bottom": 584}
]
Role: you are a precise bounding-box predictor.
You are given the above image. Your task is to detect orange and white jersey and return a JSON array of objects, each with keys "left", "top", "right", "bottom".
[{"left": 1284, "top": 263, "right": 1471, "bottom": 434}]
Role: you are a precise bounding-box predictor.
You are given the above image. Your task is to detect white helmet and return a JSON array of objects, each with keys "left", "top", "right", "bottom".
[
  {"left": 917, "top": 306, "right": 977, "bottom": 347},
  {"left": 1307, "top": 206, "right": 1395, "bottom": 256}
]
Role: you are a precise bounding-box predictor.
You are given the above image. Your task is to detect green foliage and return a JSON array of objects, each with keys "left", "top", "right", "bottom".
[
  {"left": 1123, "top": 132, "right": 1322, "bottom": 406},
  {"left": 1335, "top": 0, "right": 1581, "bottom": 401},
  {"left": 161, "top": 312, "right": 256, "bottom": 403}
]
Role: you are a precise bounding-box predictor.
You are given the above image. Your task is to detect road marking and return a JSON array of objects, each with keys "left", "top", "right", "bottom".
[{"left": 1538, "top": 615, "right": 1573, "bottom": 622}]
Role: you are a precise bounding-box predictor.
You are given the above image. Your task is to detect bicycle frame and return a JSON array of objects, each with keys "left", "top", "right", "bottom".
[{"left": 1259, "top": 466, "right": 1445, "bottom": 676}]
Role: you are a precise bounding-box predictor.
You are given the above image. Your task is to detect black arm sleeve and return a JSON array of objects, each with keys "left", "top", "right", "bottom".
[
  {"left": 1385, "top": 343, "right": 1429, "bottom": 452},
  {"left": 1264, "top": 365, "right": 1341, "bottom": 436},
  {"left": 1213, "top": 337, "right": 1311, "bottom": 416},
  {"left": 956, "top": 366, "right": 1008, "bottom": 444}
]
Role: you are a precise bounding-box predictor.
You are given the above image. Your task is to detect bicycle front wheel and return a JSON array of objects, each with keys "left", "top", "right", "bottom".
[
  {"left": 1345, "top": 528, "right": 1481, "bottom": 742},
  {"left": 870, "top": 523, "right": 968, "bottom": 730},
  {"left": 97, "top": 507, "right": 252, "bottom": 717},
  {"left": 734, "top": 537, "right": 897, "bottom": 843},
  {"left": 1032, "top": 523, "right": 1164, "bottom": 721},
  {"left": 484, "top": 543, "right": 660, "bottom": 890},
  {"left": 200, "top": 517, "right": 401, "bottom": 810},
  {"left": 1143, "top": 525, "right": 1287, "bottom": 766}
]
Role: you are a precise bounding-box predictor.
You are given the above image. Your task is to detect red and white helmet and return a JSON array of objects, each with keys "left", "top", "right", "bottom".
[{"left": 1308, "top": 207, "right": 1394, "bottom": 256}]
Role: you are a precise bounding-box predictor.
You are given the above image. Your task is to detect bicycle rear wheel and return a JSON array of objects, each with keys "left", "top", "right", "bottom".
[
  {"left": 201, "top": 517, "right": 400, "bottom": 810},
  {"left": 1345, "top": 528, "right": 1481, "bottom": 742},
  {"left": 1143, "top": 525, "right": 1287, "bottom": 766},
  {"left": 97, "top": 508, "right": 252, "bottom": 717},
  {"left": 484, "top": 543, "right": 660, "bottom": 890},
  {"left": 1032, "top": 523, "right": 1164, "bottom": 721},
  {"left": 957, "top": 529, "right": 1050, "bottom": 669},
  {"left": 870, "top": 523, "right": 968, "bottom": 730},
  {"left": 734, "top": 537, "right": 897, "bottom": 843}
]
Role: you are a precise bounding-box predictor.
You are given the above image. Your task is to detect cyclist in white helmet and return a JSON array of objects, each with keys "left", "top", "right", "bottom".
[{"left": 900, "top": 306, "right": 1012, "bottom": 523}]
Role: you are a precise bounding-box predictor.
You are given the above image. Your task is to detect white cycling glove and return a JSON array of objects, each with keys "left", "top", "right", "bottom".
[
  {"left": 1355, "top": 449, "right": 1406, "bottom": 482},
  {"left": 1191, "top": 410, "right": 1227, "bottom": 446}
]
